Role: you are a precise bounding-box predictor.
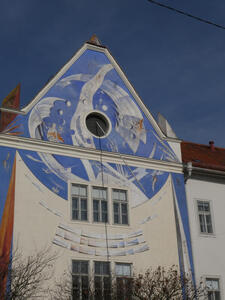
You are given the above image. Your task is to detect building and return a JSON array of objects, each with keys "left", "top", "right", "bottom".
[
  {"left": 182, "top": 140, "right": 225, "bottom": 299},
  {"left": 0, "top": 37, "right": 194, "bottom": 299}
]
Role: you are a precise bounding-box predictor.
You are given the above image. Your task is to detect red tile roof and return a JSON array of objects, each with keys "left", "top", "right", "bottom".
[{"left": 181, "top": 141, "right": 225, "bottom": 172}]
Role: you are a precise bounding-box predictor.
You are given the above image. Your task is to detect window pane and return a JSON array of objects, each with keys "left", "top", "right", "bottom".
[
  {"left": 114, "top": 214, "right": 119, "bottom": 224},
  {"left": 80, "top": 186, "right": 87, "bottom": 196},
  {"left": 206, "top": 279, "right": 219, "bottom": 290},
  {"left": 102, "top": 189, "right": 106, "bottom": 199},
  {"left": 102, "top": 212, "right": 108, "bottom": 223},
  {"left": 72, "top": 197, "right": 79, "bottom": 209},
  {"left": 120, "top": 191, "right": 126, "bottom": 201},
  {"left": 116, "top": 263, "right": 131, "bottom": 276},
  {"left": 82, "top": 276, "right": 89, "bottom": 300},
  {"left": 81, "top": 211, "right": 87, "bottom": 221},
  {"left": 72, "top": 261, "right": 79, "bottom": 273},
  {"left": 94, "top": 276, "right": 102, "bottom": 300},
  {"left": 98, "top": 188, "right": 106, "bottom": 199},
  {"left": 104, "top": 276, "right": 111, "bottom": 288},
  {"left": 72, "top": 288, "right": 80, "bottom": 300},
  {"left": 113, "top": 203, "right": 119, "bottom": 213},
  {"left": 206, "top": 215, "right": 213, "bottom": 233},
  {"left": 199, "top": 214, "right": 206, "bottom": 233},
  {"left": 122, "top": 214, "right": 128, "bottom": 225},
  {"left": 71, "top": 184, "right": 79, "bottom": 195},
  {"left": 93, "top": 200, "right": 99, "bottom": 211},
  {"left": 72, "top": 275, "right": 80, "bottom": 288},
  {"left": 81, "top": 261, "right": 88, "bottom": 274},
  {"left": 121, "top": 203, "right": 127, "bottom": 214},
  {"left": 94, "top": 212, "right": 99, "bottom": 222},
  {"left": 72, "top": 210, "right": 79, "bottom": 220},
  {"left": 81, "top": 198, "right": 87, "bottom": 209},
  {"left": 93, "top": 188, "right": 100, "bottom": 198},
  {"left": 208, "top": 292, "right": 214, "bottom": 300},
  {"left": 104, "top": 277, "right": 111, "bottom": 299},
  {"left": 101, "top": 201, "right": 107, "bottom": 212},
  {"left": 103, "top": 262, "right": 110, "bottom": 275},
  {"left": 198, "top": 201, "right": 204, "bottom": 211},
  {"left": 215, "top": 291, "right": 221, "bottom": 300},
  {"left": 95, "top": 262, "right": 101, "bottom": 275},
  {"left": 203, "top": 202, "right": 210, "bottom": 212},
  {"left": 113, "top": 190, "right": 119, "bottom": 200},
  {"left": 123, "top": 264, "right": 131, "bottom": 276}
]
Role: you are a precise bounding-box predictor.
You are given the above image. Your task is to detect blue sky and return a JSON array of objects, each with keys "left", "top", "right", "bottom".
[{"left": 1, "top": 0, "right": 225, "bottom": 147}]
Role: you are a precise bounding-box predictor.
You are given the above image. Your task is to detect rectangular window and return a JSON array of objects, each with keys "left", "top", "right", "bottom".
[
  {"left": 197, "top": 200, "right": 213, "bottom": 234},
  {"left": 115, "top": 263, "right": 132, "bottom": 300},
  {"left": 206, "top": 278, "right": 221, "bottom": 300},
  {"left": 92, "top": 187, "right": 108, "bottom": 223},
  {"left": 72, "top": 260, "right": 89, "bottom": 300},
  {"left": 94, "top": 261, "right": 111, "bottom": 300},
  {"left": 71, "top": 184, "right": 88, "bottom": 221},
  {"left": 113, "top": 189, "right": 128, "bottom": 225}
]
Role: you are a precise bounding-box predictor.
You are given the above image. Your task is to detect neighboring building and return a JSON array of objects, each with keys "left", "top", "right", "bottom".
[
  {"left": 182, "top": 140, "right": 225, "bottom": 300},
  {"left": 0, "top": 37, "right": 194, "bottom": 299}
]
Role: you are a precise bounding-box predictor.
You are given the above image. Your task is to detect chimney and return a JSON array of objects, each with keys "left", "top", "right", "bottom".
[{"left": 209, "top": 141, "right": 215, "bottom": 151}]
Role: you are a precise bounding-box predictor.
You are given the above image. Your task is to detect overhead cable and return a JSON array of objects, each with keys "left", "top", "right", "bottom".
[{"left": 148, "top": 0, "right": 225, "bottom": 30}]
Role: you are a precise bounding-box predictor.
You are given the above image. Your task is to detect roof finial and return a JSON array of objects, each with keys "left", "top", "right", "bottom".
[{"left": 88, "top": 34, "right": 102, "bottom": 46}]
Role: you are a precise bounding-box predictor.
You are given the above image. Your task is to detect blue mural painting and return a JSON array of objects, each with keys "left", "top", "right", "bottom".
[
  {"left": 3, "top": 46, "right": 179, "bottom": 203},
  {"left": 5, "top": 48, "right": 178, "bottom": 162},
  {"left": 0, "top": 44, "right": 194, "bottom": 280}
]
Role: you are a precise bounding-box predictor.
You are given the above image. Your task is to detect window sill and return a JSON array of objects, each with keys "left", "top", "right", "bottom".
[
  {"left": 68, "top": 220, "right": 130, "bottom": 228},
  {"left": 199, "top": 233, "right": 216, "bottom": 238}
]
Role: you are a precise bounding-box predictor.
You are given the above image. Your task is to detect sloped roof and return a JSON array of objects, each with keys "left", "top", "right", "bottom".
[{"left": 181, "top": 141, "right": 225, "bottom": 171}]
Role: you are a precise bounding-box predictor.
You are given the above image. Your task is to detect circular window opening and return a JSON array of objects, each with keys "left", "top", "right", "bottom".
[{"left": 86, "top": 112, "right": 110, "bottom": 137}]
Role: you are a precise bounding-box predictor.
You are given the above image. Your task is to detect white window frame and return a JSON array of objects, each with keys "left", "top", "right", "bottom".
[
  {"left": 112, "top": 189, "right": 129, "bottom": 225},
  {"left": 72, "top": 260, "right": 89, "bottom": 300},
  {"left": 205, "top": 276, "right": 222, "bottom": 300},
  {"left": 195, "top": 199, "right": 215, "bottom": 236},
  {"left": 92, "top": 186, "right": 108, "bottom": 223},
  {"left": 69, "top": 182, "right": 130, "bottom": 226},
  {"left": 115, "top": 263, "right": 133, "bottom": 300},
  {"left": 71, "top": 183, "right": 88, "bottom": 222},
  {"left": 94, "top": 260, "right": 111, "bottom": 300}
]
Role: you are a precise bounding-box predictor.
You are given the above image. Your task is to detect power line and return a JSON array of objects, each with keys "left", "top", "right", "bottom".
[{"left": 147, "top": 0, "right": 225, "bottom": 30}]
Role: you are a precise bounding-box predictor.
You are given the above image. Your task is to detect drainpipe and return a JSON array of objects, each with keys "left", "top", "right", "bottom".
[{"left": 184, "top": 161, "right": 192, "bottom": 183}]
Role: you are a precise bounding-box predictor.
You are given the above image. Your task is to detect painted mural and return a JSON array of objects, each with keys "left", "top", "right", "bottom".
[
  {"left": 4, "top": 48, "right": 179, "bottom": 161},
  {"left": 0, "top": 42, "right": 194, "bottom": 291},
  {"left": 0, "top": 147, "right": 16, "bottom": 294}
]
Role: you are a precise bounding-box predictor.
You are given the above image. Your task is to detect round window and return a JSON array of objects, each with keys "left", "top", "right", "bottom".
[{"left": 85, "top": 112, "right": 110, "bottom": 137}]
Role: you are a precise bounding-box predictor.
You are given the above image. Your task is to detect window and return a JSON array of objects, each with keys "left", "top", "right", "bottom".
[
  {"left": 115, "top": 263, "right": 132, "bottom": 300},
  {"left": 94, "top": 261, "right": 111, "bottom": 300},
  {"left": 70, "top": 184, "right": 130, "bottom": 226},
  {"left": 72, "top": 260, "right": 89, "bottom": 300},
  {"left": 92, "top": 187, "right": 108, "bottom": 223},
  {"left": 197, "top": 200, "right": 213, "bottom": 234},
  {"left": 71, "top": 184, "right": 88, "bottom": 221},
  {"left": 113, "top": 189, "right": 128, "bottom": 225},
  {"left": 206, "top": 278, "right": 221, "bottom": 300}
]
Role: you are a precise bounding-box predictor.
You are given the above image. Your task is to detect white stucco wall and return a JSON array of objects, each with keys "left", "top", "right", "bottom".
[
  {"left": 185, "top": 178, "right": 225, "bottom": 297},
  {"left": 13, "top": 151, "right": 180, "bottom": 297}
]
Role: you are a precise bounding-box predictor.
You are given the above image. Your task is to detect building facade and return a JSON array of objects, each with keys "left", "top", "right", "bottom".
[
  {"left": 0, "top": 39, "right": 194, "bottom": 298},
  {"left": 182, "top": 141, "right": 225, "bottom": 300}
]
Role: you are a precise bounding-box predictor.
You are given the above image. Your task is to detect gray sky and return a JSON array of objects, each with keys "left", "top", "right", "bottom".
[{"left": 1, "top": 0, "right": 225, "bottom": 147}]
